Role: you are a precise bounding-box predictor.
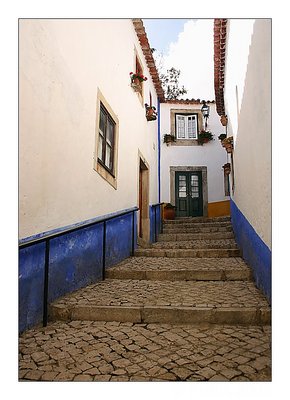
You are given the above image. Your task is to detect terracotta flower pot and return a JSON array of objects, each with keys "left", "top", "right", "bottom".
[
  {"left": 225, "top": 145, "right": 233, "bottom": 153},
  {"left": 164, "top": 207, "right": 175, "bottom": 220},
  {"left": 220, "top": 115, "right": 228, "bottom": 126}
]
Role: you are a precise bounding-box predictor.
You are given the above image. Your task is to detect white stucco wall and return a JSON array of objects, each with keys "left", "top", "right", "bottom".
[
  {"left": 160, "top": 102, "right": 228, "bottom": 204},
  {"left": 224, "top": 19, "right": 271, "bottom": 248},
  {"left": 19, "top": 19, "right": 159, "bottom": 239}
]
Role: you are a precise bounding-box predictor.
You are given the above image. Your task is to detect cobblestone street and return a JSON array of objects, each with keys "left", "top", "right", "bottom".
[
  {"left": 18, "top": 217, "right": 271, "bottom": 382},
  {"left": 19, "top": 321, "right": 271, "bottom": 382}
]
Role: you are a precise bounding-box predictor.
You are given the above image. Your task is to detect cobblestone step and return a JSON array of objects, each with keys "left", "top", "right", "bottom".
[
  {"left": 105, "top": 257, "right": 252, "bottom": 281},
  {"left": 19, "top": 215, "right": 271, "bottom": 382},
  {"left": 158, "top": 232, "right": 235, "bottom": 241},
  {"left": 165, "top": 216, "right": 231, "bottom": 224},
  {"left": 163, "top": 226, "right": 233, "bottom": 234},
  {"left": 135, "top": 248, "right": 241, "bottom": 258},
  {"left": 19, "top": 321, "right": 271, "bottom": 382},
  {"left": 49, "top": 280, "right": 270, "bottom": 326},
  {"left": 151, "top": 239, "right": 238, "bottom": 250},
  {"left": 164, "top": 222, "right": 232, "bottom": 231}
]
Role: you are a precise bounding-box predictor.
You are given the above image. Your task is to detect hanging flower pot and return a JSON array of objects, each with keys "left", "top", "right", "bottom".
[
  {"left": 220, "top": 115, "right": 228, "bottom": 126},
  {"left": 221, "top": 137, "right": 234, "bottom": 153},
  {"left": 130, "top": 72, "right": 147, "bottom": 93},
  {"left": 145, "top": 103, "right": 157, "bottom": 121},
  {"left": 218, "top": 133, "right": 227, "bottom": 141},
  {"left": 225, "top": 144, "right": 233, "bottom": 153},
  {"left": 222, "top": 163, "right": 231, "bottom": 175}
]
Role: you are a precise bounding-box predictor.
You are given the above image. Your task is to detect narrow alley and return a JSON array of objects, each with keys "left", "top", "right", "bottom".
[{"left": 18, "top": 18, "right": 272, "bottom": 386}]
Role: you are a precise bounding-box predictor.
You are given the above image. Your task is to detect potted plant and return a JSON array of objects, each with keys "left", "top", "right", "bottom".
[
  {"left": 221, "top": 136, "right": 234, "bottom": 153},
  {"left": 163, "top": 203, "right": 176, "bottom": 220},
  {"left": 198, "top": 130, "right": 214, "bottom": 145},
  {"left": 163, "top": 134, "right": 176, "bottom": 144},
  {"left": 130, "top": 72, "right": 147, "bottom": 92},
  {"left": 145, "top": 103, "right": 157, "bottom": 121},
  {"left": 220, "top": 115, "right": 228, "bottom": 126},
  {"left": 218, "top": 133, "right": 227, "bottom": 141},
  {"left": 222, "top": 163, "right": 231, "bottom": 175}
]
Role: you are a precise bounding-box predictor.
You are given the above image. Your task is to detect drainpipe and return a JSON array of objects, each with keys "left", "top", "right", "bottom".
[{"left": 157, "top": 98, "right": 161, "bottom": 203}]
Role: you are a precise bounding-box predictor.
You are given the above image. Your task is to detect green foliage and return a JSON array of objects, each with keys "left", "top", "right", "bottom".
[{"left": 159, "top": 67, "right": 187, "bottom": 100}]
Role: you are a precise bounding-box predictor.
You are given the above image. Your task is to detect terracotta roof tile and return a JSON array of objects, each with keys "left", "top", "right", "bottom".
[
  {"left": 214, "top": 18, "right": 228, "bottom": 116},
  {"left": 132, "top": 19, "right": 165, "bottom": 101},
  {"left": 132, "top": 19, "right": 216, "bottom": 105},
  {"left": 163, "top": 99, "right": 215, "bottom": 105}
]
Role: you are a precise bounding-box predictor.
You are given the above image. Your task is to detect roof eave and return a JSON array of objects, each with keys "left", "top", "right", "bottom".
[
  {"left": 132, "top": 19, "right": 165, "bottom": 102},
  {"left": 213, "top": 18, "right": 227, "bottom": 116}
]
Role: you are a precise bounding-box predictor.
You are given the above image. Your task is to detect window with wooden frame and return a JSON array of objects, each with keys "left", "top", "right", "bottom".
[
  {"left": 175, "top": 114, "right": 198, "bottom": 139},
  {"left": 98, "top": 102, "right": 115, "bottom": 174},
  {"left": 94, "top": 89, "right": 119, "bottom": 189}
]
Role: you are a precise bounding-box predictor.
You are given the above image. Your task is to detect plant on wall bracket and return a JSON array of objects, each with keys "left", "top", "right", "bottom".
[
  {"left": 218, "top": 133, "right": 227, "bottom": 141},
  {"left": 198, "top": 130, "right": 214, "bottom": 145},
  {"left": 221, "top": 136, "right": 234, "bottom": 153},
  {"left": 145, "top": 103, "right": 157, "bottom": 121},
  {"left": 130, "top": 72, "right": 147, "bottom": 93},
  {"left": 163, "top": 134, "right": 176, "bottom": 145},
  {"left": 222, "top": 163, "right": 231, "bottom": 175}
]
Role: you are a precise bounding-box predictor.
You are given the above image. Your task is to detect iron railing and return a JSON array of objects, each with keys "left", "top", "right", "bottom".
[{"left": 19, "top": 207, "right": 138, "bottom": 327}]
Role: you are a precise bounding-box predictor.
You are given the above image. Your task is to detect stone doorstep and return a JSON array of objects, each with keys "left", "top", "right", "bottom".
[
  {"left": 134, "top": 249, "right": 241, "bottom": 258},
  {"left": 49, "top": 304, "right": 271, "bottom": 326},
  {"left": 105, "top": 268, "right": 252, "bottom": 281}
]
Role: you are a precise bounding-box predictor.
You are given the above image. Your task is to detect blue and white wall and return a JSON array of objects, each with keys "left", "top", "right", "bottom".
[
  {"left": 224, "top": 19, "right": 271, "bottom": 302},
  {"left": 19, "top": 19, "right": 160, "bottom": 332}
]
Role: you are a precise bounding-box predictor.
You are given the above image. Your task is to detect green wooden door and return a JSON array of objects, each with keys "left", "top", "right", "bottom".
[{"left": 175, "top": 171, "right": 203, "bottom": 217}]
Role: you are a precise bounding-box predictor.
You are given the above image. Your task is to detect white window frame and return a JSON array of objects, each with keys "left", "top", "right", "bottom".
[{"left": 175, "top": 114, "right": 198, "bottom": 139}]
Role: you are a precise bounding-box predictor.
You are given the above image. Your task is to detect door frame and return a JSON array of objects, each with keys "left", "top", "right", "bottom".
[
  {"left": 170, "top": 166, "right": 208, "bottom": 217},
  {"left": 175, "top": 171, "right": 203, "bottom": 217},
  {"left": 138, "top": 152, "right": 150, "bottom": 244}
]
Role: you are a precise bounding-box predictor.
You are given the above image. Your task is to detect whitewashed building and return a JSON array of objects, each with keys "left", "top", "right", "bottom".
[
  {"left": 19, "top": 18, "right": 165, "bottom": 331},
  {"left": 160, "top": 99, "right": 230, "bottom": 218},
  {"left": 214, "top": 18, "right": 271, "bottom": 302}
]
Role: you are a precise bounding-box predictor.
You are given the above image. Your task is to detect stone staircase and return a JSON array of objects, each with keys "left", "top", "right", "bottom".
[{"left": 50, "top": 216, "right": 270, "bottom": 327}]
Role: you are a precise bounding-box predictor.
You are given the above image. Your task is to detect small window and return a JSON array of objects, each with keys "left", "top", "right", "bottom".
[
  {"left": 175, "top": 114, "right": 198, "bottom": 139},
  {"left": 94, "top": 89, "right": 119, "bottom": 190},
  {"left": 98, "top": 103, "right": 116, "bottom": 174}
]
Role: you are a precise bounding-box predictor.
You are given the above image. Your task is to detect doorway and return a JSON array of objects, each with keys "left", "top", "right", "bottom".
[
  {"left": 170, "top": 166, "right": 208, "bottom": 217},
  {"left": 175, "top": 171, "right": 203, "bottom": 217},
  {"left": 138, "top": 157, "right": 150, "bottom": 243}
]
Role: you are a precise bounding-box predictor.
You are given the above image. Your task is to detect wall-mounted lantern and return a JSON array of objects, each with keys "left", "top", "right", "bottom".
[{"left": 201, "top": 101, "right": 210, "bottom": 129}]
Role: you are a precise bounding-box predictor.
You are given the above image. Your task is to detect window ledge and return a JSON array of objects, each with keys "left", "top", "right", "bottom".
[
  {"left": 171, "top": 139, "right": 200, "bottom": 146},
  {"left": 94, "top": 161, "right": 117, "bottom": 190}
]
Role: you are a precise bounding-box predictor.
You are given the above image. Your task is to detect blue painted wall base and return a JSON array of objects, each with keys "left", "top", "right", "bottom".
[
  {"left": 19, "top": 208, "right": 137, "bottom": 333},
  {"left": 230, "top": 199, "right": 271, "bottom": 303},
  {"left": 150, "top": 205, "right": 162, "bottom": 243}
]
